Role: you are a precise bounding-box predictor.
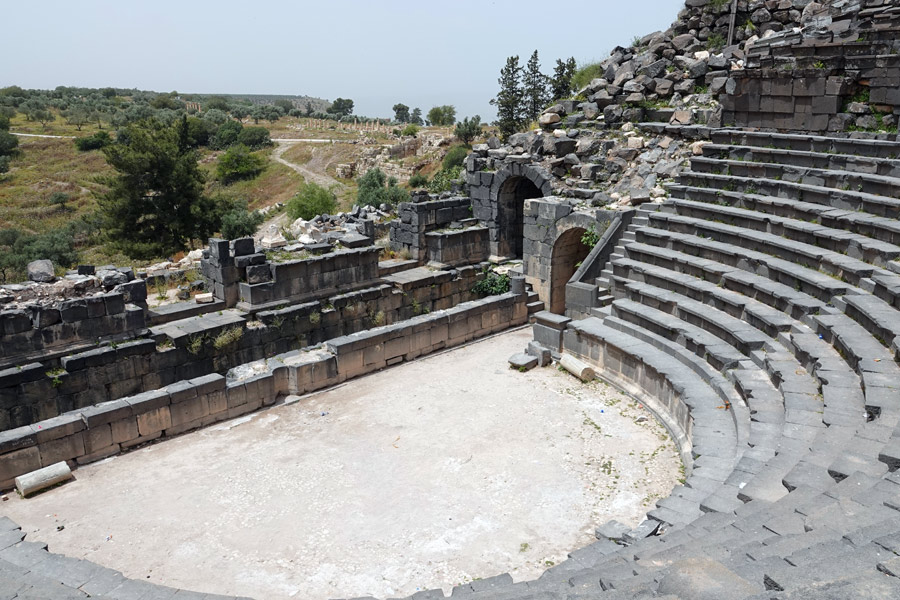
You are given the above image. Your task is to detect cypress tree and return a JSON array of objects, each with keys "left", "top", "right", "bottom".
[
  {"left": 491, "top": 55, "right": 526, "bottom": 141},
  {"left": 523, "top": 50, "right": 549, "bottom": 123},
  {"left": 550, "top": 57, "right": 578, "bottom": 101}
]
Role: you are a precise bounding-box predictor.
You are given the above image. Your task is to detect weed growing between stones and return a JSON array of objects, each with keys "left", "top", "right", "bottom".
[
  {"left": 213, "top": 327, "right": 243, "bottom": 350},
  {"left": 186, "top": 334, "right": 207, "bottom": 355}
]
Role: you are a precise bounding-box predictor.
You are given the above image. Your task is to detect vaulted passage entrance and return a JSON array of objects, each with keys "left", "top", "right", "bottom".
[
  {"left": 497, "top": 176, "right": 542, "bottom": 259},
  {"left": 549, "top": 227, "right": 590, "bottom": 315}
]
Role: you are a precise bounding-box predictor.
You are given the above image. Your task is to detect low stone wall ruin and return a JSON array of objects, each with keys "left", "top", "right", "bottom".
[
  {"left": 0, "top": 265, "right": 489, "bottom": 430},
  {"left": 0, "top": 290, "right": 528, "bottom": 490},
  {"left": 389, "top": 197, "right": 473, "bottom": 261},
  {"left": 424, "top": 226, "right": 490, "bottom": 267},
  {"left": 202, "top": 238, "right": 382, "bottom": 311},
  {"left": 0, "top": 283, "right": 149, "bottom": 368}
]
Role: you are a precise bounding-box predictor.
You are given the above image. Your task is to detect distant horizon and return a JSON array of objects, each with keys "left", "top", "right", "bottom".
[{"left": 3, "top": 0, "right": 683, "bottom": 121}]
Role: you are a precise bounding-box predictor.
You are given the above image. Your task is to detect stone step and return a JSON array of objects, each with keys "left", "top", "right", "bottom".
[
  {"left": 597, "top": 294, "right": 614, "bottom": 307},
  {"left": 668, "top": 183, "right": 900, "bottom": 252},
  {"left": 565, "top": 317, "right": 740, "bottom": 470},
  {"left": 631, "top": 226, "right": 854, "bottom": 304},
  {"left": 619, "top": 238, "right": 827, "bottom": 322},
  {"left": 646, "top": 206, "right": 900, "bottom": 304},
  {"left": 610, "top": 298, "right": 747, "bottom": 371},
  {"left": 663, "top": 196, "right": 900, "bottom": 269},
  {"left": 679, "top": 169, "right": 900, "bottom": 221},
  {"left": 700, "top": 143, "right": 900, "bottom": 179},
  {"left": 708, "top": 129, "right": 900, "bottom": 159},
  {"left": 648, "top": 206, "right": 884, "bottom": 286},
  {"left": 690, "top": 156, "right": 900, "bottom": 200},
  {"left": 526, "top": 300, "right": 545, "bottom": 314}
]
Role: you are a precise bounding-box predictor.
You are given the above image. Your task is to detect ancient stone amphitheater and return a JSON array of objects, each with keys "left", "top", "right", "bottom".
[{"left": 4, "top": 0, "right": 900, "bottom": 598}]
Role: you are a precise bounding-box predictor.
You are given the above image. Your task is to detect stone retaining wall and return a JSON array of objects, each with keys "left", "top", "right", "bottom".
[
  {"left": 0, "top": 290, "right": 528, "bottom": 490},
  {"left": 0, "top": 266, "right": 487, "bottom": 430},
  {"left": 0, "top": 292, "right": 146, "bottom": 367}
]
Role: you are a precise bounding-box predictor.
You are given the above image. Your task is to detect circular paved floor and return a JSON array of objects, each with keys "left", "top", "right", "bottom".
[{"left": 2, "top": 328, "right": 681, "bottom": 600}]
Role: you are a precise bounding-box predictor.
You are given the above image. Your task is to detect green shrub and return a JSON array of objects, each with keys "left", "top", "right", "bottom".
[
  {"left": 236, "top": 126, "right": 272, "bottom": 149},
  {"left": 357, "top": 168, "right": 409, "bottom": 208},
  {"left": 287, "top": 182, "right": 337, "bottom": 220},
  {"left": 49, "top": 192, "right": 71, "bottom": 211},
  {"left": 571, "top": 62, "right": 604, "bottom": 93},
  {"left": 216, "top": 144, "right": 266, "bottom": 183},
  {"left": 428, "top": 165, "right": 462, "bottom": 193},
  {"left": 408, "top": 173, "right": 428, "bottom": 188},
  {"left": 219, "top": 200, "right": 264, "bottom": 239},
  {"left": 400, "top": 124, "right": 419, "bottom": 136},
  {"left": 212, "top": 120, "right": 243, "bottom": 149},
  {"left": 74, "top": 131, "right": 112, "bottom": 151},
  {"left": 442, "top": 145, "right": 469, "bottom": 171},
  {"left": 581, "top": 224, "right": 601, "bottom": 248},
  {"left": 0, "top": 227, "right": 77, "bottom": 283},
  {"left": 706, "top": 33, "right": 725, "bottom": 51},
  {"left": 0, "top": 155, "right": 9, "bottom": 175},
  {"left": 472, "top": 269, "right": 511, "bottom": 296}
]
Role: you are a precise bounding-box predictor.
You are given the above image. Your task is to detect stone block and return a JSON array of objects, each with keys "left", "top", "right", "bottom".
[
  {"left": 136, "top": 406, "right": 172, "bottom": 437},
  {"left": 0, "top": 446, "right": 41, "bottom": 485},
  {"left": 232, "top": 237, "right": 255, "bottom": 256},
  {"left": 109, "top": 417, "right": 139, "bottom": 445},
  {"left": 83, "top": 423, "right": 113, "bottom": 454},
  {"left": 80, "top": 399, "right": 132, "bottom": 428},
  {"left": 168, "top": 395, "right": 210, "bottom": 429},
  {"left": 38, "top": 433, "right": 85, "bottom": 465},
  {"left": 526, "top": 341, "right": 552, "bottom": 367},
  {"left": 207, "top": 390, "right": 227, "bottom": 416},
  {"left": 509, "top": 353, "right": 538, "bottom": 371}
]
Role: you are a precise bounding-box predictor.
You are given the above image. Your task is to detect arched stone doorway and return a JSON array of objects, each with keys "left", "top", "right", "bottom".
[
  {"left": 489, "top": 165, "right": 551, "bottom": 260},
  {"left": 497, "top": 177, "right": 542, "bottom": 258},
  {"left": 549, "top": 227, "right": 591, "bottom": 315}
]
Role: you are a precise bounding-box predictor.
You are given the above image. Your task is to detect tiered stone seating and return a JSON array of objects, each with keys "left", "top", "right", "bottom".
[{"left": 464, "top": 129, "right": 900, "bottom": 598}]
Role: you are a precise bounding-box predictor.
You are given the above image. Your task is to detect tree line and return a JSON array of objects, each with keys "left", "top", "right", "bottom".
[
  {"left": 392, "top": 103, "right": 459, "bottom": 127},
  {"left": 491, "top": 51, "right": 578, "bottom": 139}
]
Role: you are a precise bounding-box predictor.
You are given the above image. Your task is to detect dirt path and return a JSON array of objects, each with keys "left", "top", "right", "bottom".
[
  {"left": 2, "top": 329, "right": 681, "bottom": 600},
  {"left": 11, "top": 132, "right": 76, "bottom": 139},
  {"left": 272, "top": 140, "right": 344, "bottom": 190},
  {"left": 256, "top": 141, "right": 349, "bottom": 240}
]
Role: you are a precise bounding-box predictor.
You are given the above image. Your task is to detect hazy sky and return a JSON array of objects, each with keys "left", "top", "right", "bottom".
[{"left": 3, "top": 0, "right": 682, "bottom": 121}]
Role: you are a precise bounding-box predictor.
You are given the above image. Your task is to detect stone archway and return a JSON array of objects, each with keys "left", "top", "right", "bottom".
[
  {"left": 497, "top": 177, "right": 542, "bottom": 258},
  {"left": 549, "top": 227, "right": 591, "bottom": 315},
  {"left": 489, "top": 165, "right": 551, "bottom": 260}
]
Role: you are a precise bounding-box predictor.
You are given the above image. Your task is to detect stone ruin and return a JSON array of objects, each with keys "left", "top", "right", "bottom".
[{"left": 5, "top": 0, "right": 900, "bottom": 598}]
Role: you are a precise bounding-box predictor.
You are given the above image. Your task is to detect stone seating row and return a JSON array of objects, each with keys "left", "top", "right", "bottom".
[{"left": 509, "top": 132, "right": 900, "bottom": 596}]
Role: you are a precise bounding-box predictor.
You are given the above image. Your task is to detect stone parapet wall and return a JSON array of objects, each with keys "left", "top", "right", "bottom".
[
  {"left": 236, "top": 247, "right": 381, "bottom": 310},
  {"left": 389, "top": 197, "right": 473, "bottom": 261},
  {"left": 0, "top": 290, "right": 528, "bottom": 491},
  {"left": 721, "top": 54, "right": 900, "bottom": 133},
  {"left": 0, "top": 266, "right": 487, "bottom": 430},
  {"left": 0, "top": 291, "right": 147, "bottom": 368},
  {"left": 424, "top": 227, "right": 490, "bottom": 267}
]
